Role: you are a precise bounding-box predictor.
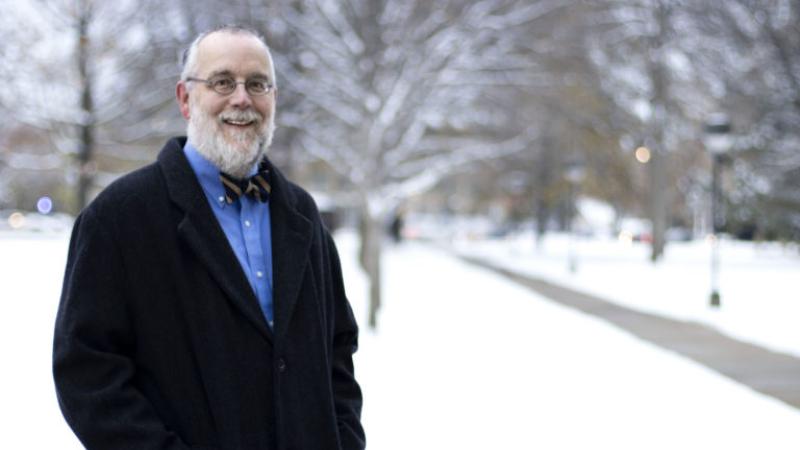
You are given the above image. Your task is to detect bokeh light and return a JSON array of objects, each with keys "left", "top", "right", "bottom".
[
  {"left": 618, "top": 230, "right": 634, "bottom": 245},
  {"left": 8, "top": 212, "right": 26, "bottom": 229},
  {"left": 36, "top": 196, "right": 53, "bottom": 214},
  {"left": 635, "top": 146, "right": 651, "bottom": 164}
]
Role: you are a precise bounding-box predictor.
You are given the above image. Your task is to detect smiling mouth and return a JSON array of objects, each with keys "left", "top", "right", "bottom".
[{"left": 223, "top": 119, "right": 255, "bottom": 127}]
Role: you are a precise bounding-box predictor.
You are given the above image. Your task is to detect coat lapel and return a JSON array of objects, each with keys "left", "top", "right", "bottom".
[
  {"left": 266, "top": 163, "right": 313, "bottom": 339},
  {"left": 157, "top": 138, "right": 273, "bottom": 342}
]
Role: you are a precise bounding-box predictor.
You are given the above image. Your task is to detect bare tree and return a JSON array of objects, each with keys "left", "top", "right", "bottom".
[
  {"left": 273, "top": 0, "right": 568, "bottom": 328},
  {"left": 687, "top": 0, "right": 800, "bottom": 239},
  {"left": 0, "top": 0, "right": 186, "bottom": 212}
]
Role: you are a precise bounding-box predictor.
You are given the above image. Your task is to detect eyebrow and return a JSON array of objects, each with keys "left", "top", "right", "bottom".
[{"left": 207, "top": 69, "right": 270, "bottom": 82}]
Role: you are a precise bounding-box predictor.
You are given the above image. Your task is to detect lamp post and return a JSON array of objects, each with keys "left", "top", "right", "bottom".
[
  {"left": 704, "top": 113, "right": 732, "bottom": 308},
  {"left": 565, "top": 160, "right": 586, "bottom": 273}
]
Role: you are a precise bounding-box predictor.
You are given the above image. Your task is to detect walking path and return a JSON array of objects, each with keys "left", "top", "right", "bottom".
[{"left": 456, "top": 253, "right": 800, "bottom": 410}]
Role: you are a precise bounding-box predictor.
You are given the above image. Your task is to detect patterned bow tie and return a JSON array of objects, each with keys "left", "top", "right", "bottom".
[{"left": 219, "top": 168, "right": 271, "bottom": 204}]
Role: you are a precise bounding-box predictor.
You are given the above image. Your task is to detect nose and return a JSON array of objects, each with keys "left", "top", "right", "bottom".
[{"left": 228, "top": 83, "right": 253, "bottom": 109}]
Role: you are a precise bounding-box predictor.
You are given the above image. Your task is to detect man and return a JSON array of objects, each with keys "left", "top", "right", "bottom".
[{"left": 53, "top": 25, "right": 365, "bottom": 450}]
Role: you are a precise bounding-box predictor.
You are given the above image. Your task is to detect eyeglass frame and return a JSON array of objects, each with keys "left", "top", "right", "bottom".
[{"left": 184, "top": 74, "right": 274, "bottom": 96}]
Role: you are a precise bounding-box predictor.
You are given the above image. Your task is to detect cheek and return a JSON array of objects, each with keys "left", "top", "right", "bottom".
[
  {"left": 255, "top": 99, "right": 274, "bottom": 119},
  {"left": 197, "top": 96, "right": 226, "bottom": 118},
  {"left": 210, "top": 103, "right": 228, "bottom": 118}
]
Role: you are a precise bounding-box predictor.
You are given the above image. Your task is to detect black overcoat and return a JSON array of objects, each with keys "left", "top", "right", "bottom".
[{"left": 53, "top": 137, "right": 365, "bottom": 450}]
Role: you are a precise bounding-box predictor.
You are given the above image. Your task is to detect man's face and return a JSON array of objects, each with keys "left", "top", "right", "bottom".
[{"left": 177, "top": 32, "right": 276, "bottom": 177}]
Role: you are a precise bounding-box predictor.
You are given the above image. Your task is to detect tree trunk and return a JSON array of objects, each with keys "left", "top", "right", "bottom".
[
  {"left": 648, "top": 0, "right": 670, "bottom": 262},
  {"left": 534, "top": 136, "right": 555, "bottom": 248},
  {"left": 76, "top": 0, "right": 95, "bottom": 212},
  {"left": 649, "top": 147, "right": 667, "bottom": 261},
  {"left": 358, "top": 208, "right": 383, "bottom": 330}
]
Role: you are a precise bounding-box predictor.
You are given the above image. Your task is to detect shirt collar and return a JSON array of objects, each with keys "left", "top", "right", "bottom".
[
  {"left": 183, "top": 141, "right": 229, "bottom": 208},
  {"left": 183, "top": 141, "right": 264, "bottom": 207}
]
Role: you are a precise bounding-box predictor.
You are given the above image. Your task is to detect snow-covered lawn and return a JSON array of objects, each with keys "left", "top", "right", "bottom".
[
  {"left": 451, "top": 232, "right": 800, "bottom": 359},
  {"left": 343, "top": 233, "right": 800, "bottom": 449},
  {"left": 1, "top": 230, "right": 799, "bottom": 449},
  {"left": 0, "top": 233, "right": 80, "bottom": 448}
]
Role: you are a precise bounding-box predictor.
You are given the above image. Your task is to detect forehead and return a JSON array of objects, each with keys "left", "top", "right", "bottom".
[{"left": 195, "top": 32, "right": 272, "bottom": 77}]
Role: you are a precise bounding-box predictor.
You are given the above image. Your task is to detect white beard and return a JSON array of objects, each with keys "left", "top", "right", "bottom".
[{"left": 187, "top": 101, "right": 275, "bottom": 179}]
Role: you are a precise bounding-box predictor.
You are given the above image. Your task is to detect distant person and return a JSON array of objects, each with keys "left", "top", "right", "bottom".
[
  {"left": 390, "top": 209, "right": 404, "bottom": 243},
  {"left": 53, "top": 25, "right": 365, "bottom": 450}
]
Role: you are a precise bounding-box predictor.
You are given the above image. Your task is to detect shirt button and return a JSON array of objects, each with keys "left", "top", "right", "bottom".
[
  {"left": 256, "top": 271, "right": 263, "bottom": 278},
  {"left": 244, "top": 220, "right": 251, "bottom": 227},
  {"left": 277, "top": 358, "right": 287, "bottom": 372}
]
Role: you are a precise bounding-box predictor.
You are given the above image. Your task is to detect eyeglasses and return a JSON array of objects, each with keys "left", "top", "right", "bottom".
[{"left": 185, "top": 75, "right": 274, "bottom": 96}]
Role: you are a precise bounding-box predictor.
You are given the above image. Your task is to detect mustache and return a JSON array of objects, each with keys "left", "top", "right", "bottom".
[{"left": 218, "top": 109, "right": 262, "bottom": 124}]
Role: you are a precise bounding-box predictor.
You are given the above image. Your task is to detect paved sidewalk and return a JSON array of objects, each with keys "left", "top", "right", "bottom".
[{"left": 457, "top": 253, "right": 800, "bottom": 410}]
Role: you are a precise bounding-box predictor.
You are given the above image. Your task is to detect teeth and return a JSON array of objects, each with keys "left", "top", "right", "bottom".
[{"left": 224, "top": 119, "right": 252, "bottom": 126}]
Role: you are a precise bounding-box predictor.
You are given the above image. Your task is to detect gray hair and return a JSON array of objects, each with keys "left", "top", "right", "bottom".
[{"left": 180, "top": 25, "right": 277, "bottom": 89}]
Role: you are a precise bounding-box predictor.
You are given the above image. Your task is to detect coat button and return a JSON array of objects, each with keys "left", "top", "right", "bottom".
[{"left": 277, "top": 358, "right": 287, "bottom": 372}]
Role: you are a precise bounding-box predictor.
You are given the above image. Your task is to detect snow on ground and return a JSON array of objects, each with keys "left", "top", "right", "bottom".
[
  {"left": 0, "top": 232, "right": 81, "bottom": 449},
  {"left": 452, "top": 232, "right": 800, "bottom": 359},
  {"left": 339, "top": 232, "right": 800, "bottom": 449},
  {"left": 2, "top": 229, "right": 800, "bottom": 449}
]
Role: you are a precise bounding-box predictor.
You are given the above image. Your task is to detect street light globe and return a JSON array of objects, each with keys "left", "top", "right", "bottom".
[{"left": 704, "top": 113, "right": 733, "bottom": 155}]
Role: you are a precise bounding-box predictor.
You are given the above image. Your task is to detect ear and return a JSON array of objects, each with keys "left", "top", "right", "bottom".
[{"left": 176, "top": 81, "right": 191, "bottom": 120}]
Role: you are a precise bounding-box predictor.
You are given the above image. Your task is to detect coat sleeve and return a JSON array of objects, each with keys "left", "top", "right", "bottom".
[
  {"left": 325, "top": 233, "right": 367, "bottom": 450},
  {"left": 53, "top": 208, "right": 192, "bottom": 450}
]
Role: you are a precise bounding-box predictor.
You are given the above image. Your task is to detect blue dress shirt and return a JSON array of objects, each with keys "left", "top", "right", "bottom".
[{"left": 183, "top": 142, "right": 274, "bottom": 328}]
